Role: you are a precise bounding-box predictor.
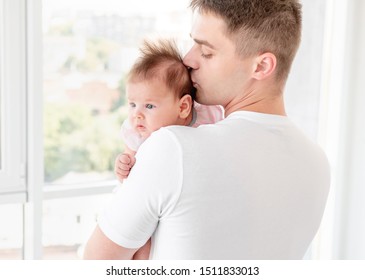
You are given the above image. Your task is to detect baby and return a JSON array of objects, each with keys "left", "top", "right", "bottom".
[{"left": 114, "top": 39, "right": 224, "bottom": 259}]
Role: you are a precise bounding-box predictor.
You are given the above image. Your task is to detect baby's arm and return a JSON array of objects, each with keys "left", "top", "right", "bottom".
[
  {"left": 114, "top": 146, "right": 136, "bottom": 182},
  {"left": 114, "top": 148, "right": 151, "bottom": 259}
]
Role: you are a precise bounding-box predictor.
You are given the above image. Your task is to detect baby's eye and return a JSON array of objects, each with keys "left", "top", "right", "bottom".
[
  {"left": 129, "top": 102, "right": 136, "bottom": 108},
  {"left": 146, "top": 104, "right": 155, "bottom": 109}
]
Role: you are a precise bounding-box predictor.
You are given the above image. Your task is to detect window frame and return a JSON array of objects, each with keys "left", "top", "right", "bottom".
[
  {"left": 0, "top": 0, "right": 26, "bottom": 198},
  {"left": 24, "top": 0, "right": 119, "bottom": 259}
]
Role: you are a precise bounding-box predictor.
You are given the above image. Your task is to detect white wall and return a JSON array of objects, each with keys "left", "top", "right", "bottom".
[
  {"left": 334, "top": 0, "right": 365, "bottom": 259},
  {"left": 285, "top": 0, "right": 365, "bottom": 259},
  {"left": 316, "top": 0, "right": 365, "bottom": 260},
  {"left": 285, "top": 0, "right": 327, "bottom": 141}
]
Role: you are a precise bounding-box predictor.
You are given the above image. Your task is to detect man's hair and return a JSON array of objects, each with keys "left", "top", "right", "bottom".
[
  {"left": 128, "top": 39, "right": 194, "bottom": 99},
  {"left": 190, "top": 0, "right": 302, "bottom": 81}
]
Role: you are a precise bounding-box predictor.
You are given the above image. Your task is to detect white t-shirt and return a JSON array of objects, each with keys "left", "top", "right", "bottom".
[
  {"left": 120, "top": 103, "right": 224, "bottom": 151},
  {"left": 99, "top": 111, "right": 330, "bottom": 259}
]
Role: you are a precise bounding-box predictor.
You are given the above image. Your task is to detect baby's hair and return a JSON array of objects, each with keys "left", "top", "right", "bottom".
[{"left": 128, "top": 39, "right": 194, "bottom": 99}]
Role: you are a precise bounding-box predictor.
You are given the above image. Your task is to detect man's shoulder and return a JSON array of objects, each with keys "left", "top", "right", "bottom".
[
  {"left": 162, "top": 125, "right": 213, "bottom": 142},
  {"left": 150, "top": 126, "right": 191, "bottom": 140},
  {"left": 137, "top": 127, "right": 185, "bottom": 156},
  {"left": 153, "top": 126, "right": 197, "bottom": 140},
  {"left": 138, "top": 126, "right": 201, "bottom": 155}
]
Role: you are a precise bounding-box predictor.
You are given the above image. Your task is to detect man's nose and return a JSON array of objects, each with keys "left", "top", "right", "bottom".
[{"left": 183, "top": 47, "right": 198, "bottom": 70}]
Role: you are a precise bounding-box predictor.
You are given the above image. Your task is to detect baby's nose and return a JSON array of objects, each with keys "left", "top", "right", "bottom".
[{"left": 133, "top": 109, "right": 144, "bottom": 120}]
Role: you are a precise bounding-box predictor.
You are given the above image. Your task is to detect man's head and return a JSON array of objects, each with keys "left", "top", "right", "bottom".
[
  {"left": 189, "top": 0, "right": 302, "bottom": 81},
  {"left": 126, "top": 39, "right": 194, "bottom": 139},
  {"left": 183, "top": 0, "right": 302, "bottom": 113}
]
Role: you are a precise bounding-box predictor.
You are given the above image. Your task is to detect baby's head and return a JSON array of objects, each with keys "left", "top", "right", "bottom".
[{"left": 126, "top": 39, "right": 194, "bottom": 139}]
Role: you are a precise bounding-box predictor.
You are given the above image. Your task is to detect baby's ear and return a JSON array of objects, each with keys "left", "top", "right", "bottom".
[{"left": 179, "top": 94, "right": 193, "bottom": 119}]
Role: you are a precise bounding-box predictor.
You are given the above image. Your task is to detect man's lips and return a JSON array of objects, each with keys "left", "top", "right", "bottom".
[
  {"left": 191, "top": 74, "right": 199, "bottom": 86},
  {"left": 193, "top": 83, "right": 200, "bottom": 90}
]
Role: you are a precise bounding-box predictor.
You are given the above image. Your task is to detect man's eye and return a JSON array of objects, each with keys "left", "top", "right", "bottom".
[
  {"left": 146, "top": 104, "right": 155, "bottom": 109},
  {"left": 201, "top": 53, "right": 212, "bottom": 59}
]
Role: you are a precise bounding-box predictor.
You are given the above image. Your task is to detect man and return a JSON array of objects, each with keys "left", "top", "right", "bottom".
[{"left": 84, "top": 0, "right": 330, "bottom": 259}]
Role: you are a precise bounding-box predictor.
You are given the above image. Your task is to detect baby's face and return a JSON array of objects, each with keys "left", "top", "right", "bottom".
[{"left": 126, "top": 79, "right": 187, "bottom": 139}]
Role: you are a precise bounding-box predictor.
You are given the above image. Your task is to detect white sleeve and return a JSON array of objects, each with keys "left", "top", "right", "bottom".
[{"left": 98, "top": 128, "right": 183, "bottom": 248}]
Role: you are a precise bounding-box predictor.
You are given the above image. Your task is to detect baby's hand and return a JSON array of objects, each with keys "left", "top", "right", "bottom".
[{"left": 114, "top": 153, "right": 136, "bottom": 181}]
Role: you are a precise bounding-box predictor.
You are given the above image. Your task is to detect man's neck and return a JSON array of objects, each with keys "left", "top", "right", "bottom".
[
  {"left": 225, "top": 99, "right": 286, "bottom": 117},
  {"left": 224, "top": 85, "right": 286, "bottom": 117}
]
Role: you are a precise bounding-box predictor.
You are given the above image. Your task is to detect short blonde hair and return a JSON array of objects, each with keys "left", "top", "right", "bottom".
[
  {"left": 128, "top": 39, "right": 194, "bottom": 99},
  {"left": 190, "top": 0, "right": 302, "bottom": 81}
]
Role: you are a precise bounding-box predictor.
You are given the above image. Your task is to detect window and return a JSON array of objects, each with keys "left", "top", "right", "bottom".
[
  {"left": 42, "top": 194, "right": 111, "bottom": 259},
  {"left": 0, "top": 204, "right": 23, "bottom": 260},
  {"left": 41, "top": 0, "right": 191, "bottom": 259},
  {"left": 0, "top": 0, "right": 29, "bottom": 260},
  {"left": 43, "top": 0, "right": 191, "bottom": 187}
]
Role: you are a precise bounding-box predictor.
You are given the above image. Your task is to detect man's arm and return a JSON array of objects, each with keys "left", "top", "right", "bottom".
[
  {"left": 84, "top": 128, "right": 183, "bottom": 260},
  {"left": 83, "top": 225, "right": 138, "bottom": 260}
]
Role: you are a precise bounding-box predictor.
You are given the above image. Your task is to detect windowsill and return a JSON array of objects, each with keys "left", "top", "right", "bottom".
[
  {"left": 43, "top": 180, "right": 118, "bottom": 200},
  {"left": 0, "top": 192, "right": 27, "bottom": 205}
]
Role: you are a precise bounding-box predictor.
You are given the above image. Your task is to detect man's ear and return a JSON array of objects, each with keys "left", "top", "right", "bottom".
[
  {"left": 252, "top": 52, "right": 277, "bottom": 80},
  {"left": 179, "top": 94, "right": 193, "bottom": 119}
]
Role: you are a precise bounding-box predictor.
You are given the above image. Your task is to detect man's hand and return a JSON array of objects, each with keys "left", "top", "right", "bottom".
[{"left": 114, "top": 153, "right": 136, "bottom": 181}]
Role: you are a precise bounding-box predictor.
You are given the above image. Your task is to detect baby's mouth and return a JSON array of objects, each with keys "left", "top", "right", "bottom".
[{"left": 136, "top": 124, "right": 146, "bottom": 131}]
